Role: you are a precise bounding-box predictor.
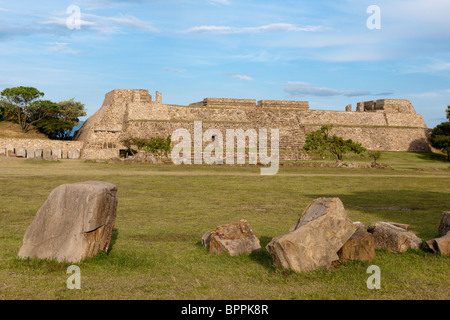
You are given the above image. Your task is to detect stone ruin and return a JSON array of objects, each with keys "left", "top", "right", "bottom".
[{"left": 66, "top": 89, "right": 432, "bottom": 160}]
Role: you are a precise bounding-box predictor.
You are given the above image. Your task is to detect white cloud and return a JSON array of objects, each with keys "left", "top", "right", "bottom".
[
  {"left": 182, "top": 23, "right": 321, "bottom": 34},
  {"left": 183, "top": 25, "right": 232, "bottom": 34},
  {"left": 46, "top": 42, "right": 81, "bottom": 55},
  {"left": 210, "top": 0, "right": 230, "bottom": 5},
  {"left": 164, "top": 67, "right": 186, "bottom": 73},
  {"left": 222, "top": 73, "right": 253, "bottom": 81},
  {"left": 285, "top": 82, "right": 392, "bottom": 97},
  {"left": 40, "top": 12, "right": 157, "bottom": 34}
]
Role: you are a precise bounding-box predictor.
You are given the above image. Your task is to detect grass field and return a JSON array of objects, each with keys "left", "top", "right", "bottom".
[{"left": 0, "top": 151, "right": 449, "bottom": 300}]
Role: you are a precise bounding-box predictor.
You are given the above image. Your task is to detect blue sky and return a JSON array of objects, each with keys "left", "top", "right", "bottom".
[{"left": 0, "top": 0, "right": 449, "bottom": 127}]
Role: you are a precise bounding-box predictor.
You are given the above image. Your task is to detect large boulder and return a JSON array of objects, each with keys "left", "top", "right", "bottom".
[
  {"left": 367, "top": 222, "right": 422, "bottom": 252},
  {"left": 337, "top": 222, "right": 375, "bottom": 262},
  {"left": 438, "top": 211, "right": 450, "bottom": 236},
  {"left": 202, "top": 220, "right": 261, "bottom": 256},
  {"left": 266, "top": 198, "right": 356, "bottom": 273},
  {"left": 18, "top": 181, "right": 118, "bottom": 263}
]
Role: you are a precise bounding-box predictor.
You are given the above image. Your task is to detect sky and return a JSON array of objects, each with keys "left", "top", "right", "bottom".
[{"left": 0, "top": 0, "right": 449, "bottom": 128}]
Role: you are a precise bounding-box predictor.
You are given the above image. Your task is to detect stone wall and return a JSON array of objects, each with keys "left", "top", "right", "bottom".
[
  {"left": 73, "top": 89, "right": 432, "bottom": 160},
  {"left": 257, "top": 100, "right": 309, "bottom": 109},
  {"left": 190, "top": 98, "right": 257, "bottom": 108},
  {"left": 0, "top": 138, "right": 84, "bottom": 159},
  {"left": 357, "top": 99, "right": 416, "bottom": 113}
]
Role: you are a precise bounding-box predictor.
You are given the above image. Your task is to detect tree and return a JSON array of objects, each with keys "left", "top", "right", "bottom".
[
  {"left": 368, "top": 150, "right": 382, "bottom": 165},
  {"left": 142, "top": 136, "right": 172, "bottom": 159},
  {"left": 1, "top": 86, "right": 45, "bottom": 132},
  {"left": 121, "top": 136, "right": 172, "bottom": 160},
  {"left": 35, "top": 99, "right": 86, "bottom": 139},
  {"left": 0, "top": 86, "right": 63, "bottom": 132},
  {"left": 447, "top": 105, "right": 450, "bottom": 120},
  {"left": 429, "top": 122, "right": 450, "bottom": 161},
  {"left": 303, "top": 125, "right": 366, "bottom": 161}
]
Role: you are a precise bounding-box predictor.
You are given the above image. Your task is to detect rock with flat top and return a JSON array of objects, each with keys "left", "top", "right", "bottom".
[
  {"left": 203, "top": 220, "right": 261, "bottom": 256},
  {"left": 18, "top": 181, "right": 118, "bottom": 263},
  {"left": 266, "top": 198, "right": 356, "bottom": 273}
]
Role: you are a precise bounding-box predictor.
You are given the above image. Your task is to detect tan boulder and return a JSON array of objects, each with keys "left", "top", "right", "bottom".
[
  {"left": 266, "top": 198, "right": 356, "bottom": 273},
  {"left": 367, "top": 222, "right": 422, "bottom": 252},
  {"left": 203, "top": 220, "right": 261, "bottom": 256},
  {"left": 18, "top": 181, "right": 118, "bottom": 263},
  {"left": 338, "top": 222, "right": 375, "bottom": 262},
  {"left": 426, "top": 233, "right": 450, "bottom": 256}
]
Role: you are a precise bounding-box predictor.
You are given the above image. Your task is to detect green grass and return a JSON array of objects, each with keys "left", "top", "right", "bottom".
[{"left": 0, "top": 151, "right": 449, "bottom": 300}]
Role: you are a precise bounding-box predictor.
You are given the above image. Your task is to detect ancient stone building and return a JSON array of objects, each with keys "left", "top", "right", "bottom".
[{"left": 73, "top": 89, "right": 431, "bottom": 160}]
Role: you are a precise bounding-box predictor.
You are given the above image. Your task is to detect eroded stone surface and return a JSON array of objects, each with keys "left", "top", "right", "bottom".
[
  {"left": 367, "top": 222, "right": 422, "bottom": 252},
  {"left": 204, "top": 220, "right": 261, "bottom": 256},
  {"left": 18, "top": 181, "right": 118, "bottom": 263},
  {"left": 266, "top": 198, "right": 356, "bottom": 273}
]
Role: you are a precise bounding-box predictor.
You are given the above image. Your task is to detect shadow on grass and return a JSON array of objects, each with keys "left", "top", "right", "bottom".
[
  {"left": 107, "top": 228, "right": 119, "bottom": 254},
  {"left": 249, "top": 236, "right": 274, "bottom": 271},
  {"left": 305, "top": 189, "right": 449, "bottom": 239},
  {"left": 410, "top": 151, "right": 448, "bottom": 162}
]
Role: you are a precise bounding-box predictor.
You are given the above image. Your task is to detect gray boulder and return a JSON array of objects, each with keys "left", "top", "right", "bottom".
[
  {"left": 266, "top": 198, "right": 356, "bottom": 273},
  {"left": 438, "top": 211, "right": 450, "bottom": 236},
  {"left": 367, "top": 222, "right": 422, "bottom": 252},
  {"left": 18, "top": 181, "right": 118, "bottom": 263}
]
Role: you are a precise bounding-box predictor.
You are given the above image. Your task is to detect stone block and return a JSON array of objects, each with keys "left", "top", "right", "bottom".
[
  {"left": 34, "top": 149, "right": 43, "bottom": 160},
  {"left": 68, "top": 148, "right": 81, "bottom": 159},
  {"left": 16, "top": 147, "right": 26, "bottom": 158},
  {"left": 26, "top": 148, "right": 35, "bottom": 159},
  {"left": 43, "top": 149, "right": 52, "bottom": 161},
  {"left": 52, "top": 148, "right": 62, "bottom": 159}
]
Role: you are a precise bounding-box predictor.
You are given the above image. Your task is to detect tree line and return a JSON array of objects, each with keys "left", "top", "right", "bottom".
[{"left": 0, "top": 86, "right": 86, "bottom": 140}]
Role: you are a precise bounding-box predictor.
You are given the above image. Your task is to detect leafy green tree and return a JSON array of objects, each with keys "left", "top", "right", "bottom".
[
  {"left": 303, "top": 125, "right": 366, "bottom": 161},
  {"left": 447, "top": 105, "right": 449, "bottom": 120},
  {"left": 35, "top": 99, "right": 86, "bottom": 139},
  {"left": 429, "top": 122, "right": 450, "bottom": 161},
  {"left": 0, "top": 86, "right": 50, "bottom": 132},
  {"left": 142, "top": 136, "right": 172, "bottom": 159},
  {"left": 121, "top": 136, "right": 172, "bottom": 159},
  {"left": 368, "top": 150, "right": 382, "bottom": 165}
]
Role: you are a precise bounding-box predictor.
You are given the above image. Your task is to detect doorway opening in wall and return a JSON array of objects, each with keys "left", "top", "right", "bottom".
[{"left": 120, "top": 149, "right": 136, "bottom": 158}]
